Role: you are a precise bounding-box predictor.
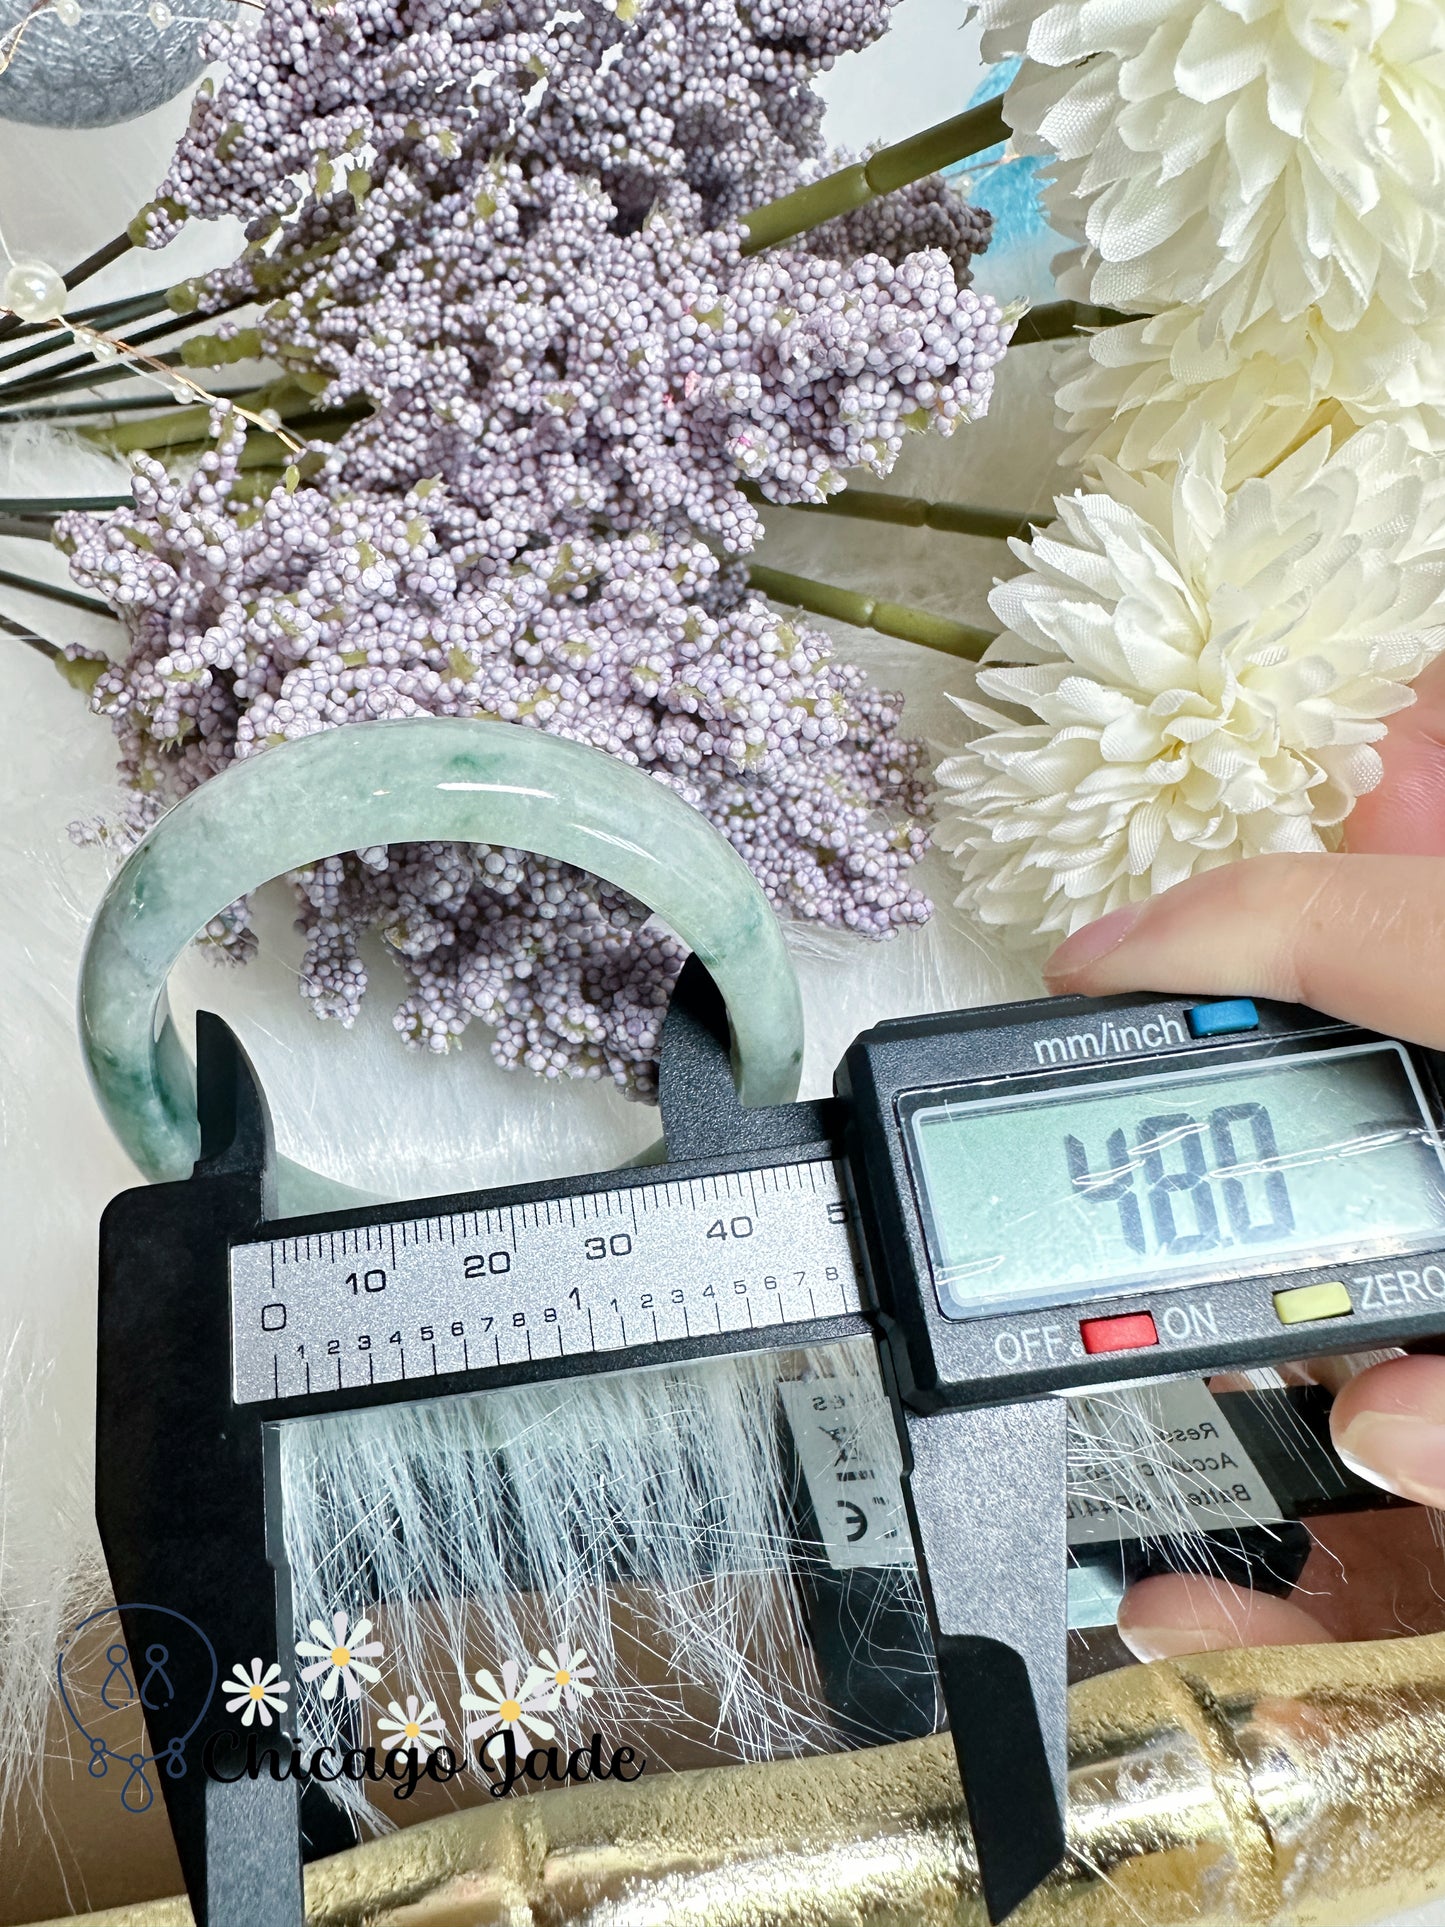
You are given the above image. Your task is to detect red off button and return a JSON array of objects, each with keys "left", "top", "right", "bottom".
[{"left": 1079, "top": 1311, "right": 1159, "bottom": 1354}]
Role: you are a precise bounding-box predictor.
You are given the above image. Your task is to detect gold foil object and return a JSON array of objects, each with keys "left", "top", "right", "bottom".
[{"left": 31, "top": 1632, "right": 1445, "bottom": 1927}]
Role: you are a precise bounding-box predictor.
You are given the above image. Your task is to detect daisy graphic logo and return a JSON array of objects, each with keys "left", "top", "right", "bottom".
[
  {"left": 216, "top": 1617, "right": 641, "bottom": 1800},
  {"left": 461, "top": 1657, "right": 559, "bottom": 1751},
  {"left": 61, "top": 1603, "right": 643, "bottom": 1806},
  {"left": 376, "top": 1695, "right": 448, "bottom": 1760},
  {"left": 460, "top": 1645, "right": 642, "bottom": 1798},
  {"left": 222, "top": 1658, "right": 290, "bottom": 1728},
  {"left": 295, "top": 1612, "right": 385, "bottom": 1701},
  {"left": 202, "top": 1614, "right": 465, "bottom": 1802}
]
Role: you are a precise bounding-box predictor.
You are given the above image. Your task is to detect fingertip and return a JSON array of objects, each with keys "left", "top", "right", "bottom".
[
  {"left": 1331, "top": 1353, "right": 1445, "bottom": 1508},
  {"left": 1039, "top": 857, "right": 1311, "bottom": 1001},
  {"left": 1346, "top": 656, "right": 1445, "bottom": 858},
  {"left": 1117, "top": 1574, "right": 1335, "bottom": 1662},
  {"left": 1345, "top": 734, "right": 1445, "bottom": 856},
  {"left": 1041, "top": 902, "right": 1147, "bottom": 992},
  {"left": 1331, "top": 1352, "right": 1445, "bottom": 1430},
  {"left": 1036, "top": 852, "right": 1445, "bottom": 1054}
]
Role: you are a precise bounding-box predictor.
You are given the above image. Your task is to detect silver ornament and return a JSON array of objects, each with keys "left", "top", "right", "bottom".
[{"left": 0, "top": 0, "right": 230, "bottom": 129}]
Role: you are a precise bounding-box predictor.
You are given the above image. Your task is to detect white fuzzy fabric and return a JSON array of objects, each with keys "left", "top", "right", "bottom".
[{"left": 276, "top": 1339, "right": 911, "bottom": 1831}]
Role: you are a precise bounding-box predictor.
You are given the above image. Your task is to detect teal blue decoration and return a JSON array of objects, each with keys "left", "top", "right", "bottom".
[
  {"left": 79, "top": 720, "right": 804, "bottom": 1213},
  {"left": 950, "top": 61, "right": 1059, "bottom": 300}
]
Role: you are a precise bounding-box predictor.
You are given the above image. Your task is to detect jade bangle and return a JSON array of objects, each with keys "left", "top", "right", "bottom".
[{"left": 79, "top": 719, "right": 803, "bottom": 1213}]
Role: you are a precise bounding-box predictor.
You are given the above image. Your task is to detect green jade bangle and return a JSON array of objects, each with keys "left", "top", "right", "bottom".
[{"left": 79, "top": 719, "right": 804, "bottom": 1216}]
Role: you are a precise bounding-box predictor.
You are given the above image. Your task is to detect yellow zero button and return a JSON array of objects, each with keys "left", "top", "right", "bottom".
[{"left": 1272, "top": 1282, "right": 1353, "bottom": 1325}]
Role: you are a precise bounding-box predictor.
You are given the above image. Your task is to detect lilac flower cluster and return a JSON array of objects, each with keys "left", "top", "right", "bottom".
[
  {"left": 77, "top": 0, "right": 1004, "bottom": 1089},
  {"left": 150, "top": 0, "right": 958, "bottom": 241},
  {"left": 64, "top": 427, "right": 929, "bottom": 1090},
  {"left": 148, "top": 0, "right": 1001, "bottom": 570}
]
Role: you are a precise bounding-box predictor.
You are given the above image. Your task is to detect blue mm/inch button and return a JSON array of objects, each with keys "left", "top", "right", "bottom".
[{"left": 1187, "top": 999, "right": 1259, "bottom": 1039}]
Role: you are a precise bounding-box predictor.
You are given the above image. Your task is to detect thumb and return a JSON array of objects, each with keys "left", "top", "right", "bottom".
[
  {"left": 1041, "top": 853, "right": 1445, "bottom": 1050},
  {"left": 1342, "top": 653, "right": 1445, "bottom": 858}
]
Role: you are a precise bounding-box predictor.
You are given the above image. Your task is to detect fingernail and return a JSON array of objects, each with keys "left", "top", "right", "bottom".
[
  {"left": 1043, "top": 903, "right": 1146, "bottom": 984},
  {"left": 1334, "top": 1409, "right": 1445, "bottom": 1509},
  {"left": 1118, "top": 1621, "right": 1238, "bottom": 1662}
]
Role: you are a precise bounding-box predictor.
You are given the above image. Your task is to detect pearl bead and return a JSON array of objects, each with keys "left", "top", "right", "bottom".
[
  {"left": 77, "top": 329, "right": 119, "bottom": 363},
  {"left": 147, "top": 1, "right": 173, "bottom": 26},
  {"left": 52, "top": 0, "right": 81, "bottom": 24},
  {"left": 1, "top": 259, "right": 67, "bottom": 323}
]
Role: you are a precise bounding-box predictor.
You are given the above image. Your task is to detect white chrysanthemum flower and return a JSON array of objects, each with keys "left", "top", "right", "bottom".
[
  {"left": 1058, "top": 306, "right": 1445, "bottom": 490},
  {"left": 977, "top": 0, "right": 1445, "bottom": 340},
  {"left": 935, "top": 425, "right": 1445, "bottom": 943}
]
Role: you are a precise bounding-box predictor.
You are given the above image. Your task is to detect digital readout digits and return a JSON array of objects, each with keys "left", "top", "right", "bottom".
[
  {"left": 903, "top": 1042, "right": 1445, "bottom": 1320},
  {"left": 1065, "top": 1100, "right": 1292, "bottom": 1256}
]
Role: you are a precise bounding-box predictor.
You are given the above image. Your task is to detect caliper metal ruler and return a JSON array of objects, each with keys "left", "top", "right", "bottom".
[
  {"left": 229, "top": 1158, "right": 859, "bottom": 1407},
  {"left": 96, "top": 964, "right": 1445, "bottom": 1927}
]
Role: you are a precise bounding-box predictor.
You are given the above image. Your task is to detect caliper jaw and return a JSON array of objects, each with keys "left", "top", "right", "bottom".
[
  {"left": 96, "top": 1016, "right": 355, "bottom": 1927},
  {"left": 898, "top": 1398, "right": 1069, "bottom": 1922}
]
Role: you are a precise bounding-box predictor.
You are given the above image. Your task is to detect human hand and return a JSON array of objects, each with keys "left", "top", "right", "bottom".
[{"left": 1042, "top": 656, "right": 1445, "bottom": 1659}]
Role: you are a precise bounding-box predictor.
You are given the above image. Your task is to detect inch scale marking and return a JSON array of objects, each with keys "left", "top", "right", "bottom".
[{"left": 231, "top": 1158, "right": 860, "bottom": 1406}]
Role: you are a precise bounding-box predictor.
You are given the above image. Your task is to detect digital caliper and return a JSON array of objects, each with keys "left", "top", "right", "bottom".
[{"left": 95, "top": 966, "right": 1445, "bottom": 1926}]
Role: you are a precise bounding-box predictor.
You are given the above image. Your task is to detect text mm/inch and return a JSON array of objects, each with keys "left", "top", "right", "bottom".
[{"left": 229, "top": 1160, "right": 863, "bottom": 1407}]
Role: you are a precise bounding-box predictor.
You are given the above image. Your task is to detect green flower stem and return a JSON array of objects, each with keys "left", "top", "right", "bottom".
[
  {"left": 741, "top": 480, "right": 1045, "bottom": 541},
  {"left": 0, "top": 289, "right": 172, "bottom": 381},
  {"left": 0, "top": 231, "right": 135, "bottom": 344},
  {"left": 0, "top": 340, "right": 183, "bottom": 411},
  {"left": 89, "top": 398, "right": 367, "bottom": 459},
  {"left": 0, "top": 350, "right": 185, "bottom": 411},
  {"left": 0, "top": 388, "right": 261, "bottom": 425},
  {"left": 0, "top": 607, "right": 55, "bottom": 652},
  {"left": 0, "top": 295, "right": 253, "bottom": 409},
  {"left": 741, "top": 97, "right": 1009, "bottom": 255},
  {"left": 0, "top": 565, "right": 113, "bottom": 616},
  {"left": 79, "top": 717, "right": 805, "bottom": 1209},
  {"left": 71, "top": 285, "right": 175, "bottom": 330},
  {"left": 84, "top": 399, "right": 241, "bottom": 452},
  {"left": 115, "top": 419, "right": 353, "bottom": 471},
  {"left": 748, "top": 564, "right": 993, "bottom": 659},
  {"left": 1008, "top": 300, "right": 1137, "bottom": 344},
  {"left": 0, "top": 609, "right": 110, "bottom": 688},
  {"left": 0, "top": 494, "right": 131, "bottom": 514},
  {"left": 228, "top": 469, "right": 288, "bottom": 501},
  {"left": 0, "top": 515, "right": 54, "bottom": 541},
  {"left": 0, "top": 323, "right": 98, "bottom": 384},
  {"left": 62, "top": 233, "right": 137, "bottom": 296}
]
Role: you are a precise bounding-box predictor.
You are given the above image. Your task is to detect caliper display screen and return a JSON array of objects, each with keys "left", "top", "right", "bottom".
[{"left": 902, "top": 1043, "right": 1445, "bottom": 1318}]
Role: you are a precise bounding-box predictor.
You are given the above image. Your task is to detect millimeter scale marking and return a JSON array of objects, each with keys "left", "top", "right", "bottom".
[{"left": 230, "top": 1157, "right": 861, "bottom": 1408}]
